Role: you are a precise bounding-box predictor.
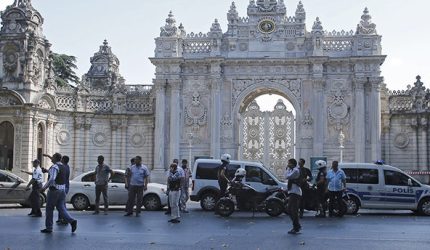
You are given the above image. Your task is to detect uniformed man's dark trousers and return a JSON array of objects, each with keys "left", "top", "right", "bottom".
[
  {"left": 218, "top": 181, "right": 227, "bottom": 198},
  {"left": 45, "top": 189, "right": 74, "bottom": 230},
  {"left": 328, "top": 191, "right": 343, "bottom": 216},
  {"left": 288, "top": 193, "right": 301, "bottom": 231},
  {"left": 95, "top": 184, "right": 109, "bottom": 212},
  {"left": 127, "top": 185, "right": 144, "bottom": 215},
  {"left": 30, "top": 183, "right": 42, "bottom": 216}
]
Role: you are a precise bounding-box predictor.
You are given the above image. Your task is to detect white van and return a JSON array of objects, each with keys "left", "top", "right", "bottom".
[
  {"left": 190, "top": 159, "right": 288, "bottom": 210},
  {"left": 340, "top": 162, "right": 430, "bottom": 215}
]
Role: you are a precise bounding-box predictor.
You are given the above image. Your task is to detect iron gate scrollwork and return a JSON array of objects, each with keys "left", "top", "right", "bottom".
[{"left": 241, "top": 99, "right": 295, "bottom": 179}]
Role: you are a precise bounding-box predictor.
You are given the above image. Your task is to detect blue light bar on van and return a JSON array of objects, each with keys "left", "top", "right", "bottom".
[{"left": 375, "top": 160, "right": 385, "bottom": 165}]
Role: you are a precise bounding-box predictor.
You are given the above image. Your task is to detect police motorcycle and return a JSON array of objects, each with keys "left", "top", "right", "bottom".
[{"left": 215, "top": 168, "right": 286, "bottom": 217}]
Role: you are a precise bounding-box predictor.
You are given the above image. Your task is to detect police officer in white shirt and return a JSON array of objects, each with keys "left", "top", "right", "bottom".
[{"left": 21, "top": 159, "right": 43, "bottom": 217}]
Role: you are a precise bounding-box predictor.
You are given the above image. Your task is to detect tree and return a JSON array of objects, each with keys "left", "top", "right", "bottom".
[{"left": 51, "top": 53, "right": 80, "bottom": 86}]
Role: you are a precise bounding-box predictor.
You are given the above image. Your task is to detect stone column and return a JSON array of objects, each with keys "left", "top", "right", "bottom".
[
  {"left": 312, "top": 79, "right": 325, "bottom": 156},
  {"left": 83, "top": 117, "right": 92, "bottom": 173},
  {"left": 369, "top": 77, "right": 383, "bottom": 161},
  {"left": 110, "top": 119, "right": 119, "bottom": 167},
  {"left": 120, "top": 117, "right": 128, "bottom": 170},
  {"left": 169, "top": 80, "right": 181, "bottom": 162},
  {"left": 152, "top": 80, "right": 167, "bottom": 183},
  {"left": 419, "top": 116, "right": 428, "bottom": 172},
  {"left": 354, "top": 78, "right": 366, "bottom": 162},
  {"left": 210, "top": 61, "right": 222, "bottom": 158}
]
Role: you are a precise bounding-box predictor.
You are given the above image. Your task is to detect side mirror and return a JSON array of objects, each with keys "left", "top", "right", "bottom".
[{"left": 408, "top": 178, "right": 412, "bottom": 186}]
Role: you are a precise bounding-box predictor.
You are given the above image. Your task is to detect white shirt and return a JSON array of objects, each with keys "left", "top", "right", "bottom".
[{"left": 32, "top": 166, "right": 43, "bottom": 184}]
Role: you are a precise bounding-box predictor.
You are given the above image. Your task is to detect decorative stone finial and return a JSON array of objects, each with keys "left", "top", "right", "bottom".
[
  {"left": 228, "top": 2, "right": 239, "bottom": 24},
  {"left": 312, "top": 17, "right": 323, "bottom": 31},
  {"left": 178, "top": 23, "right": 186, "bottom": 37},
  {"left": 103, "top": 39, "right": 108, "bottom": 46},
  {"left": 356, "top": 7, "right": 377, "bottom": 35},
  {"left": 160, "top": 11, "right": 179, "bottom": 37},
  {"left": 295, "top": 1, "right": 306, "bottom": 22}
]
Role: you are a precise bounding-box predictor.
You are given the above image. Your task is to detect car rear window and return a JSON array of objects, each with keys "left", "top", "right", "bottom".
[{"left": 195, "top": 163, "right": 240, "bottom": 180}]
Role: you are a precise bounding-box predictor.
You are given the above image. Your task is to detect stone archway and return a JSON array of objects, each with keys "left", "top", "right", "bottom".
[{"left": 232, "top": 83, "right": 302, "bottom": 178}]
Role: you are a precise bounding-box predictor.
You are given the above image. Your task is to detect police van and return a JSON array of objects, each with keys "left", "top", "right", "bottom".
[
  {"left": 340, "top": 162, "right": 430, "bottom": 215},
  {"left": 190, "top": 159, "right": 288, "bottom": 211}
]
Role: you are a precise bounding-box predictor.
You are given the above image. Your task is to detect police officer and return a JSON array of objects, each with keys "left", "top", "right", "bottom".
[
  {"left": 22, "top": 159, "right": 43, "bottom": 217},
  {"left": 40, "top": 153, "right": 77, "bottom": 233},
  {"left": 217, "top": 154, "right": 231, "bottom": 198},
  {"left": 315, "top": 160, "right": 328, "bottom": 218}
]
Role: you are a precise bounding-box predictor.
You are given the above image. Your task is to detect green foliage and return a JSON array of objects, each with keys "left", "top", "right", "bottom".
[{"left": 51, "top": 53, "right": 80, "bottom": 86}]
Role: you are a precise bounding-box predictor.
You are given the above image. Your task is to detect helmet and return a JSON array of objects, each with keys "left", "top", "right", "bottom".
[
  {"left": 235, "top": 168, "right": 246, "bottom": 177},
  {"left": 316, "top": 160, "right": 327, "bottom": 169},
  {"left": 221, "top": 153, "right": 231, "bottom": 163}
]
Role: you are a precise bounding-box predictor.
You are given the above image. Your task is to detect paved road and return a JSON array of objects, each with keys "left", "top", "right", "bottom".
[{"left": 0, "top": 203, "right": 429, "bottom": 250}]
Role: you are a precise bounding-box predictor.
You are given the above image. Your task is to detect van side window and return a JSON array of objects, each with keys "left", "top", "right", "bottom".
[
  {"left": 357, "top": 169, "right": 379, "bottom": 184},
  {"left": 226, "top": 165, "right": 240, "bottom": 180},
  {"left": 196, "top": 163, "right": 219, "bottom": 180},
  {"left": 384, "top": 170, "right": 419, "bottom": 186},
  {"left": 245, "top": 165, "right": 262, "bottom": 183},
  {"left": 343, "top": 168, "right": 358, "bottom": 183}
]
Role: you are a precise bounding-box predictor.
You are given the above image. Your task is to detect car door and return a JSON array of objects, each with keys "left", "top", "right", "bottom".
[
  {"left": 354, "top": 168, "right": 384, "bottom": 208},
  {"left": 108, "top": 172, "right": 127, "bottom": 205},
  {"left": 244, "top": 165, "right": 266, "bottom": 192},
  {"left": 80, "top": 172, "right": 97, "bottom": 203},
  {"left": 383, "top": 170, "right": 419, "bottom": 209},
  {"left": 0, "top": 172, "right": 27, "bottom": 203}
]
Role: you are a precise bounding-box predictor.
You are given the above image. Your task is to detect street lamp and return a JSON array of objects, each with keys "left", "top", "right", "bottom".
[{"left": 338, "top": 129, "right": 345, "bottom": 162}]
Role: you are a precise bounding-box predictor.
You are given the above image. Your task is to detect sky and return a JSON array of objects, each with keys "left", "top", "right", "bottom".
[{"left": 1, "top": 0, "right": 429, "bottom": 111}]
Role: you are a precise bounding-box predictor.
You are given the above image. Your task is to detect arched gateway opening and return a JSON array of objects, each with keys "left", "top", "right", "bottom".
[{"left": 236, "top": 87, "right": 298, "bottom": 179}]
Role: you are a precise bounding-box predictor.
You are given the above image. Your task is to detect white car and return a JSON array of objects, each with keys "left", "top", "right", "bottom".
[
  {"left": 66, "top": 169, "right": 168, "bottom": 211},
  {"left": 0, "top": 169, "right": 46, "bottom": 207}
]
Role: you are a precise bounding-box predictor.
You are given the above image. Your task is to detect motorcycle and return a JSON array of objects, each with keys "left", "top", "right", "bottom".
[{"left": 215, "top": 179, "right": 286, "bottom": 217}]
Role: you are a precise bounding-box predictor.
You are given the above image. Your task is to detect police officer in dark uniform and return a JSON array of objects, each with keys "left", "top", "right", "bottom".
[
  {"left": 217, "top": 154, "right": 231, "bottom": 198},
  {"left": 40, "top": 153, "right": 77, "bottom": 233},
  {"left": 315, "top": 160, "right": 328, "bottom": 218}
]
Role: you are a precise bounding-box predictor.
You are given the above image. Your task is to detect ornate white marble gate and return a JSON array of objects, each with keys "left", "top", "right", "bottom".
[{"left": 240, "top": 99, "right": 294, "bottom": 178}]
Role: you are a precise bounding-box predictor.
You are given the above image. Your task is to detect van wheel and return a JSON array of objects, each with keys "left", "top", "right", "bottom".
[
  {"left": 418, "top": 198, "right": 430, "bottom": 216},
  {"left": 200, "top": 192, "right": 217, "bottom": 211},
  {"left": 346, "top": 196, "right": 360, "bottom": 215}
]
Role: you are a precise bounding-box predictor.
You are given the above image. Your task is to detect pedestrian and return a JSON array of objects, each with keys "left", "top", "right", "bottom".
[
  {"left": 40, "top": 153, "right": 77, "bottom": 233},
  {"left": 57, "top": 155, "right": 71, "bottom": 224},
  {"left": 298, "top": 158, "right": 312, "bottom": 218},
  {"left": 125, "top": 157, "right": 135, "bottom": 213},
  {"left": 326, "top": 161, "right": 346, "bottom": 217},
  {"left": 179, "top": 159, "right": 191, "bottom": 213},
  {"left": 217, "top": 154, "right": 231, "bottom": 198},
  {"left": 315, "top": 160, "right": 328, "bottom": 218},
  {"left": 21, "top": 159, "right": 43, "bottom": 217},
  {"left": 165, "top": 159, "right": 181, "bottom": 215},
  {"left": 124, "top": 156, "right": 150, "bottom": 217},
  {"left": 285, "top": 158, "right": 302, "bottom": 234},
  {"left": 93, "top": 155, "right": 114, "bottom": 215},
  {"left": 167, "top": 163, "right": 181, "bottom": 223}
]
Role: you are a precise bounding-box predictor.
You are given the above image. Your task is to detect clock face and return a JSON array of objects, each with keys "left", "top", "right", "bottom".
[{"left": 258, "top": 19, "right": 276, "bottom": 34}]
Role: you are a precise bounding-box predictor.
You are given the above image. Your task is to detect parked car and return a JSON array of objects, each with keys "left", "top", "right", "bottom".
[
  {"left": 190, "top": 159, "right": 288, "bottom": 211},
  {"left": 66, "top": 169, "right": 168, "bottom": 211},
  {"left": 0, "top": 169, "right": 46, "bottom": 207},
  {"left": 341, "top": 162, "right": 430, "bottom": 216}
]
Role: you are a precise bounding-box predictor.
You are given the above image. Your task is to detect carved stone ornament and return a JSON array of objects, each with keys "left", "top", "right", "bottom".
[
  {"left": 327, "top": 83, "right": 350, "bottom": 131},
  {"left": 56, "top": 129, "right": 71, "bottom": 146},
  {"left": 0, "top": 94, "right": 21, "bottom": 106},
  {"left": 130, "top": 133, "right": 145, "bottom": 147},
  {"left": 92, "top": 126, "right": 109, "bottom": 147},
  {"left": 393, "top": 132, "right": 409, "bottom": 149},
  {"left": 37, "top": 99, "right": 52, "bottom": 110},
  {"left": 184, "top": 91, "right": 207, "bottom": 131},
  {"left": 256, "top": 0, "right": 277, "bottom": 12},
  {"left": 302, "top": 109, "right": 313, "bottom": 127}
]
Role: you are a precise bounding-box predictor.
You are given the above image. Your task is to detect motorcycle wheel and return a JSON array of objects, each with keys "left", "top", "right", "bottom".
[
  {"left": 265, "top": 200, "right": 284, "bottom": 217},
  {"left": 215, "top": 198, "right": 235, "bottom": 217},
  {"left": 333, "top": 200, "right": 347, "bottom": 217}
]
